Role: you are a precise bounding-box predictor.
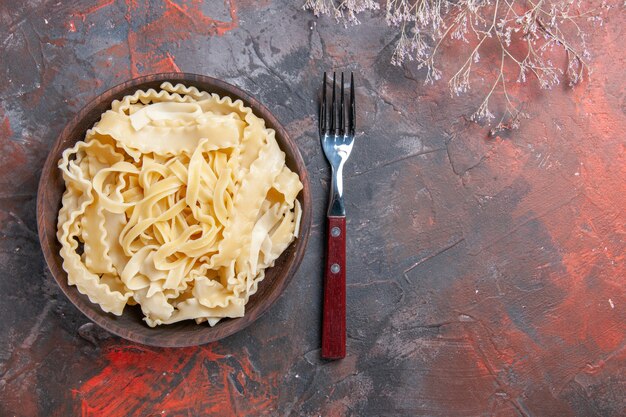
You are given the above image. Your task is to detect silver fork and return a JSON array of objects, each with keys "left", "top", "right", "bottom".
[{"left": 319, "top": 72, "right": 355, "bottom": 360}]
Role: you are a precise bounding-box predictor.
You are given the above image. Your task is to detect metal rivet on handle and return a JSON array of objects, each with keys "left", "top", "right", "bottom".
[
  {"left": 331, "top": 226, "right": 341, "bottom": 237},
  {"left": 331, "top": 263, "right": 340, "bottom": 274}
]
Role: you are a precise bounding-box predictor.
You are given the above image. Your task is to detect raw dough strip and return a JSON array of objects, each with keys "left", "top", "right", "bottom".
[{"left": 57, "top": 83, "right": 303, "bottom": 326}]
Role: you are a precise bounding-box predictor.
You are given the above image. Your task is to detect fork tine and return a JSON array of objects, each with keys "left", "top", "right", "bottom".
[
  {"left": 339, "top": 72, "right": 344, "bottom": 135},
  {"left": 320, "top": 72, "right": 327, "bottom": 135},
  {"left": 330, "top": 72, "right": 336, "bottom": 134},
  {"left": 348, "top": 72, "right": 355, "bottom": 136}
]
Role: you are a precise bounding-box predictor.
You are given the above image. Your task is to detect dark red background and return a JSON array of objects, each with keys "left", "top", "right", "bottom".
[{"left": 1, "top": 1, "right": 624, "bottom": 416}]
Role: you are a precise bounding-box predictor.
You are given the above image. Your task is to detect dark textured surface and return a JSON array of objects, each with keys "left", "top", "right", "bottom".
[{"left": 1, "top": 1, "right": 625, "bottom": 416}]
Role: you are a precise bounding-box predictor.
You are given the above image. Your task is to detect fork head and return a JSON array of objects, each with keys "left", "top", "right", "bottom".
[{"left": 319, "top": 72, "right": 355, "bottom": 167}]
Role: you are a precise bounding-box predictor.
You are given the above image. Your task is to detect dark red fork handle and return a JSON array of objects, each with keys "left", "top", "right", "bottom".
[{"left": 322, "top": 216, "right": 346, "bottom": 359}]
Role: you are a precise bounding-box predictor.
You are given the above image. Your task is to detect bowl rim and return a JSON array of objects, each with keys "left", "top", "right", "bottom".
[{"left": 36, "top": 72, "right": 312, "bottom": 347}]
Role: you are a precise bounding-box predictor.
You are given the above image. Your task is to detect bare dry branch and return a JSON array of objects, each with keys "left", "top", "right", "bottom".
[{"left": 305, "top": 0, "right": 610, "bottom": 132}]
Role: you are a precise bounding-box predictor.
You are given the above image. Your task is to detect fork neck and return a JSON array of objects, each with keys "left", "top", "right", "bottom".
[{"left": 328, "top": 163, "right": 346, "bottom": 217}]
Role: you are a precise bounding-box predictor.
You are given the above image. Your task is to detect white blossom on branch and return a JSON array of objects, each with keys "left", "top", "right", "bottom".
[{"left": 305, "top": 0, "right": 609, "bottom": 134}]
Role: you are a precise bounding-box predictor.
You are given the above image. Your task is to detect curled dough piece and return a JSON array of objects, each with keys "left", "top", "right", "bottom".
[{"left": 57, "top": 82, "right": 303, "bottom": 326}]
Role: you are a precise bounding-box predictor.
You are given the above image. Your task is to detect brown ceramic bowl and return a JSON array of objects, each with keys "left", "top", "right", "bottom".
[{"left": 37, "top": 73, "right": 311, "bottom": 347}]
